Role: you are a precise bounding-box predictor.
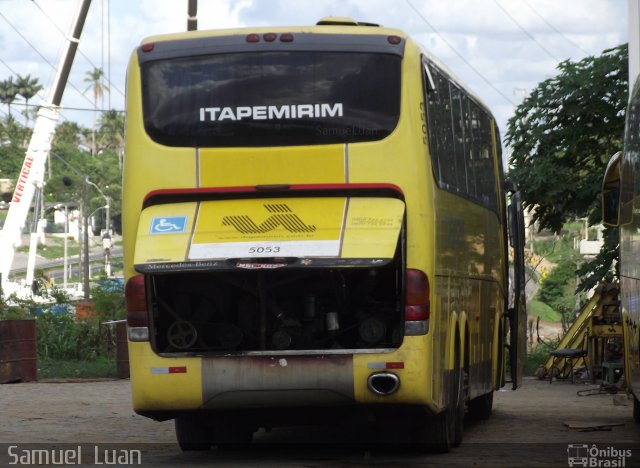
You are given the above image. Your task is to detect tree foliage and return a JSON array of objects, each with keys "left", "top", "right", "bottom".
[
  {"left": 0, "top": 84, "right": 124, "bottom": 233},
  {"left": 0, "top": 77, "right": 18, "bottom": 117},
  {"left": 536, "top": 258, "right": 578, "bottom": 316},
  {"left": 506, "top": 44, "right": 627, "bottom": 231},
  {"left": 505, "top": 44, "right": 627, "bottom": 291},
  {"left": 0, "top": 116, "right": 29, "bottom": 181}
]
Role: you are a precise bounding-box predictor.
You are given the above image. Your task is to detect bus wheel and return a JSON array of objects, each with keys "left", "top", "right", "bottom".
[
  {"left": 414, "top": 366, "right": 463, "bottom": 452},
  {"left": 467, "top": 391, "right": 494, "bottom": 420},
  {"left": 451, "top": 357, "right": 465, "bottom": 447},
  {"left": 414, "top": 408, "right": 453, "bottom": 453},
  {"left": 634, "top": 394, "right": 640, "bottom": 424},
  {"left": 175, "top": 416, "right": 213, "bottom": 451}
]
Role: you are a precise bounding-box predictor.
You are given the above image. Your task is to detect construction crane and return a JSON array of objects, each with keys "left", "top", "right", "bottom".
[{"left": 0, "top": 0, "right": 92, "bottom": 291}]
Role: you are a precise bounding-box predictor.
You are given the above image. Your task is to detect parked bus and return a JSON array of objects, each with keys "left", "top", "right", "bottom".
[
  {"left": 602, "top": 77, "right": 640, "bottom": 423},
  {"left": 122, "top": 18, "right": 527, "bottom": 452}
]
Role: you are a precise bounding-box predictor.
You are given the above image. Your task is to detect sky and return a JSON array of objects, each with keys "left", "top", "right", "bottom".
[{"left": 0, "top": 0, "right": 629, "bottom": 150}]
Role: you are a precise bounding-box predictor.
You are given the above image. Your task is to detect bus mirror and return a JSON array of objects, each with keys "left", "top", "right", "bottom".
[{"left": 601, "top": 152, "right": 621, "bottom": 227}]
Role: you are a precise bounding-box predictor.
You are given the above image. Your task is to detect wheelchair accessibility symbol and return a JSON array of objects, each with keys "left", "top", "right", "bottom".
[{"left": 150, "top": 216, "right": 188, "bottom": 235}]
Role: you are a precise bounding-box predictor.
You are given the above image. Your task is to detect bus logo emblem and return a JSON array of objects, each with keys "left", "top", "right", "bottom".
[
  {"left": 150, "top": 216, "right": 188, "bottom": 234},
  {"left": 222, "top": 204, "right": 316, "bottom": 234}
]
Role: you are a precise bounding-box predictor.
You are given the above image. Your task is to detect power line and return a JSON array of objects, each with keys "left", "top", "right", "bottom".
[
  {"left": 492, "top": 0, "right": 560, "bottom": 63},
  {"left": 22, "top": 101, "right": 124, "bottom": 114},
  {"left": 0, "top": 56, "right": 69, "bottom": 124},
  {"left": 0, "top": 9, "right": 96, "bottom": 109},
  {"left": 0, "top": 10, "right": 55, "bottom": 70},
  {"left": 404, "top": 0, "right": 516, "bottom": 106},
  {"left": 30, "top": 0, "right": 125, "bottom": 99},
  {"left": 520, "top": 0, "right": 591, "bottom": 56}
]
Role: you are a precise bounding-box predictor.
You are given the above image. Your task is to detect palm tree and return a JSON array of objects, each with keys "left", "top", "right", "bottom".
[
  {"left": 0, "top": 77, "right": 18, "bottom": 117},
  {"left": 98, "top": 109, "right": 125, "bottom": 168},
  {"left": 83, "top": 67, "right": 109, "bottom": 106},
  {"left": 15, "top": 74, "right": 43, "bottom": 127},
  {"left": 83, "top": 67, "right": 110, "bottom": 155}
]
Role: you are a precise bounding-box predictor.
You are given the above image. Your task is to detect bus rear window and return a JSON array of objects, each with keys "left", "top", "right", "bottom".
[{"left": 140, "top": 51, "right": 401, "bottom": 147}]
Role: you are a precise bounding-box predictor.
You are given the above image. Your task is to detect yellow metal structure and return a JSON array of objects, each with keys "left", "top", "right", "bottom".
[{"left": 541, "top": 283, "right": 623, "bottom": 381}]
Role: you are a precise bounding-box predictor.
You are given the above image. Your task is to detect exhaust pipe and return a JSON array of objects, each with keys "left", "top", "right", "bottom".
[{"left": 367, "top": 372, "right": 400, "bottom": 395}]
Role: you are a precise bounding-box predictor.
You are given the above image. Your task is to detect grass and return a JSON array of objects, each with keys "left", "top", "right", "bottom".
[
  {"left": 527, "top": 299, "right": 562, "bottom": 322},
  {"left": 530, "top": 236, "right": 578, "bottom": 264},
  {"left": 16, "top": 236, "right": 80, "bottom": 259},
  {"left": 523, "top": 343, "right": 553, "bottom": 376},
  {"left": 38, "top": 356, "right": 118, "bottom": 379}
]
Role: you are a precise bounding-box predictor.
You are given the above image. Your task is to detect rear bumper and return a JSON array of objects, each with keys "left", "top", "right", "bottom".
[{"left": 129, "top": 337, "right": 433, "bottom": 415}]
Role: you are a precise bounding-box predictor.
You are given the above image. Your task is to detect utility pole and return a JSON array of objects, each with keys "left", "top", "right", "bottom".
[
  {"left": 187, "top": 0, "right": 198, "bottom": 31},
  {"left": 83, "top": 176, "right": 90, "bottom": 300}
]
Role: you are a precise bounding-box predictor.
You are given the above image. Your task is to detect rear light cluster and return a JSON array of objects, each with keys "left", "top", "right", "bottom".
[
  {"left": 125, "top": 275, "right": 150, "bottom": 342},
  {"left": 246, "top": 32, "right": 294, "bottom": 43},
  {"left": 404, "top": 268, "right": 429, "bottom": 335}
]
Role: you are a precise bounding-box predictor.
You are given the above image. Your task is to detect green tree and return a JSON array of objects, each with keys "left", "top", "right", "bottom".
[
  {"left": 505, "top": 44, "right": 628, "bottom": 291},
  {"left": 0, "top": 77, "right": 18, "bottom": 117},
  {"left": 536, "top": 258, "right": 579, "bottom": 317},
  {"left": 15, "top": 74, "right": 43, "bottom": 127},
  {"left": 47, "top": 120, "right": 122, "bottom": 233},
  {"left": 83, "top": 67, "right": 109, "bottom": 107},
  {"left": 83, "top": 68, "right": 110, "bottom": 155},
  {"left": 0, "top": 116, "right": 29, "bottom": 179},
  {"left": 97, "top": 109, "right": 124, "bottom": 169}
]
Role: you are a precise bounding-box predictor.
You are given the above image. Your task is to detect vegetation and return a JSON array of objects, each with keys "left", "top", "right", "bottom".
[
  {"left": 0, "top": 69, "right": 124, "bottom": 234},
  {"left": 38, "top": 356, "right": 116, "bottom": 379},
  {"left": 536, "top": 258, "right": 581, "bottom": 319},
  {"left": 527, "top": 299, "right": 562, "bottom": 323},
  {"left": 524, "top": 343, "right": 554, "bottom": 376},
  {"left": 0, "top": 278, "right": 125, "bottom": 378},
  {"left": 506, "top": 44, "right": 627, "bottom": 292}
]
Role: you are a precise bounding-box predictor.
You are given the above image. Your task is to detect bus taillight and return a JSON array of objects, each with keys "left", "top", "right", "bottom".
[
  {"left": 125, "top": 275, "right": 149, "bottom": 341},
  {"left": 280, "top": 33, "right": 294, "bottom": 42},
  {"left": 140, "top": 43, "right": 154, "bottom": 53},
  {"left": 405, "top": 269, "right": 429, "bottom": 335},
  {"left": 246, "top": 34, "right": 260, "bottom": 43}
]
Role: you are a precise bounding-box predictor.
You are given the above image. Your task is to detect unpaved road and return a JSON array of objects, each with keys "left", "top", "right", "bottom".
[{"left": 0, "top": 377, "right": 638, "bottom": 467}]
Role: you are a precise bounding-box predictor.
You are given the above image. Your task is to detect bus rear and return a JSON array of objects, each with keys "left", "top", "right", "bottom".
[{"left": 123, "top": 21, "right": 523, "bottom": 452}]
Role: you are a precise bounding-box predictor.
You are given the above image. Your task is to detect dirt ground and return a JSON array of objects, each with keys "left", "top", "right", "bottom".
[{"left": 0, "top": 377, "right": 638, "bottom": 467}]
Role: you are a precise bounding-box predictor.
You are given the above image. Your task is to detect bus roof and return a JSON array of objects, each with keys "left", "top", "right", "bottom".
[{"left": 139, "top": 23, "right": 408, "bottom": 46}]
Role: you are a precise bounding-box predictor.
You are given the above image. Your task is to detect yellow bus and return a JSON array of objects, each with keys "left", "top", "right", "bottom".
[
  {"left": 123, "top": 18, "right": 527, "bottom": 452},
  {"left": 602, "top": 77, "right": 640, "bottom": 423}
]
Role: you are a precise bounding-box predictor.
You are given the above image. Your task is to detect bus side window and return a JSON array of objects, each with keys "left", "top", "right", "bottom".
[
  {"left": 423, "top": 60, "right": 455, "bottom": 191},
  {"left": 423, "top": 58, "right": 498, "bottom": 212},
  {"left": 450, "top": 85, "right": 469, "bottom": 195}
]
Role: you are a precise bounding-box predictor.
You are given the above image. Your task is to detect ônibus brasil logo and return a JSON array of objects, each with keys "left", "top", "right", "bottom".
[{"left": 567, "top": 444, "right": 632, "bottom": 467}]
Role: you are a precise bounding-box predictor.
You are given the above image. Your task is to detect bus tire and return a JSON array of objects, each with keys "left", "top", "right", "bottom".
[
  {"left": 414, "top": 360, "right": 463, "bottom": 452},
  {"left": 452, "top": 355, "right": 465, "bottom": 447},
  {"left": 414, "top": 408, "right": 453, "bottom": 453},
  {"left": 175, "top": 416, "right": 213, "bottom": 451},
  {"left": 467, "top": 391, "right": 493, "bottom": 420},
  {"left": 633, "top": 394, "right": 640, "bottom": 424}
]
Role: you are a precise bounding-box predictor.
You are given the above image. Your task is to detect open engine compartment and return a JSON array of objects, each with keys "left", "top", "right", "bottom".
[{"left": 146, "top": 259, "right": 404, "bottom": 354}]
